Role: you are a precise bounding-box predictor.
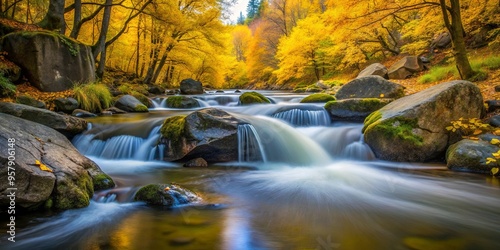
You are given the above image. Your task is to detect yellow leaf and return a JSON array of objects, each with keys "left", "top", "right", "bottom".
[
  {"left": 486, "top": 158, "right": 497, "bottom": 164},
  {"left": 35, "top": 160, "right": 53, "bottom": 172},
  {"left": 473, "top": 129, "right": 482, "bottom": 135},
  {"left": 446, "top": 126, "right": 453, "bottom": 131},
  {"left": 491, "top": 139, "right": 500, "bottom": 145},
  {"left": 379, "top": 94, "right": 385, "bottom": 98},
  {"left": 492, "top": 167, "right": 499, "bottom": 175}
]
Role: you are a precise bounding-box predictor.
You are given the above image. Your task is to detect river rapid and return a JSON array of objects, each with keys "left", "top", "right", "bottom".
[{"left": 3, "top": 90, "right": 500, "bottom": 250}]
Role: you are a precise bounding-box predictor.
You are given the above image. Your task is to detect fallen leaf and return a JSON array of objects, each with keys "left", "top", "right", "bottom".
[
  {"left": 35, "top": 160, "right": 53, "bottom": 172},
  {"left": 492, "top": 167, "right": 499, "bottom": 176}
]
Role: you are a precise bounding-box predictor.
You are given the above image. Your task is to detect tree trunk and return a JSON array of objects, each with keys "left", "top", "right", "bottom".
[
  {"left": 70, "top": 0, "right": 81, "bottom": 38},
  {"left": 439, "top": 0, "right": 474, "bottom": 79},
  {"left": 94, "top": 0, "right": 113, "bottom": 77},
  {"left": 38, "top": 0, "right": 65, "bottom": 31}
]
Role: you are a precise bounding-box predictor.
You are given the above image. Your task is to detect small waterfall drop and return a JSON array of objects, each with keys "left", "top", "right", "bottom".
[
  {"left": 272, "top": 108, "right": 330, "bottom": 126},
  {"left": 237, "top": 124, "right": 267, "bottom": 162},
  {"left": 238, "top": 116, "right": 332, "bottom": 166},
  {"left": 72, "top": 124, "right": 164, "bottom": 161}
]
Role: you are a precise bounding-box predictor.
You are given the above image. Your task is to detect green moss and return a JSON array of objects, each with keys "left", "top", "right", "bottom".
[
  {"left": 131, "top": 91, "right": 151, "bottom": 107},
  {"left": 0, "top": 73, "right": 15, "bottom": 97},
  {"left": 73, "top": 83, "right": 113, "bottom": 113},
  {"left": 160, "top": 115, "right": 187, "bottom": 142},
  {"left": 134, "top": 184, "right": 171, "bottom": 205},
  {"left": 134, "top": 104, "right": 149, "bottom": 112},
  {"left": 19, "top": 31, "right": 80, "bottom": 56},
  {"left": 327, "top": 98, "right": 387, "bottom": 113},
  {"left": 362, "top": 110, "right": 382, "bottom": 133},
  {"left": 300, "top": 93, "right": 335, "bottom": 103},
  {"left": 54, "top": 176, "right": 93, "bottom": 210},
  {"left": 239, "top": 91, "right": 271, "bottom": 105},
  {"left": 372, "top": 117, "right": 424, "bottom": 146},
  {"left": 92, "top": 173, "right": 115, "bottom": 190},
  {"left": 44, "top": 198, "right": 53, "bottom": 210},
  {"left": 293, "top": 87, "right": 306, "bottom": 93}
]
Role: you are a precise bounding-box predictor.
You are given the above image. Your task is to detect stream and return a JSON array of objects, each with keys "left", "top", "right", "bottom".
[{"left": 4, "top": 90, "right": 500, "bottom": 250}]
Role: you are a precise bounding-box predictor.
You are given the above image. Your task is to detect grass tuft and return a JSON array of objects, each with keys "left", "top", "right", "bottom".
[{"left": 73, "top": 82, "right": 113, "bottom": 113}]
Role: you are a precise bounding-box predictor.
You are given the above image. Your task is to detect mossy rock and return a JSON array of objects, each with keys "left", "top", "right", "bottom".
[
  {"left": 239, "top": 91, "right": 271, "bottom": 105},
  {"left": 92, "top": 173, "right": 115, "bottom": 191},
  {"left": 53, "top": 173, "right": 94, "bottom": 210},
  {"left": 160, "top": 115, "right": 187, "bottom": 142},
  {"left": 446, "top": 139, "right": 500, "bottom": 174},
  {"left": 134, "top": 104, "right": 149, "bottom": 112},
  {"left": 300, "top": 93, "right": 335, "bottom": 103},
  {"left": 325, "top": 98, "right": 392, "bottom": 122},
  {"left": 134, "top": 183, "right": 200, "bottom": 206},
  {"left": 166, "top": 96, "right": 200, "bottom": 108},
  {"left": 131, "top": 92, "right": 153, "bottom": 107}
]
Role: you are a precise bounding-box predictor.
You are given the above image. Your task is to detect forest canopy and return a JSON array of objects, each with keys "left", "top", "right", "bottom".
[{"left": 2, "top": 0, "right": 499, "bottom": 88}]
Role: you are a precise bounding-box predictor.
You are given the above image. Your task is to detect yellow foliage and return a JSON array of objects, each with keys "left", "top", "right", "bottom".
[{"left": 35, "top": 160, "right": 53, "bottom": 173}]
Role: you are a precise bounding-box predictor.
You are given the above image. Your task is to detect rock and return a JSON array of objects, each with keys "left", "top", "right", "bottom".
[
  {"left": 325, "top": 98, "right": 393, "bottom": 122},
  {"left": 215, "top": 90, "right": 225, "bottom": 93},
  {"left": 234, "top": 89, "right": 241, "bottom": 93},
  {"left": 101, "top": 111, "right": 112, "bottom": 116},
  {"left": 134, "top": 184, "right": 199, "bottom": 206},
  {"left": 132, "top": 92, "right": 154, "bottom": 108},
  {"left": 239, "top": 91, "right": 271, "bottom": 105},
  {"left": 357, "top": 63, "right": 388, "bottom": 79},
  {"left": 335, "top": 76, "right": 405, "bottom": 100},
  {"left": 54, "top": 97, "right": 78, "bottom": 113},
  {"left": 166, "top": 96, "right": 200, "bottom": 108},
  {"left": 495, "top": 85, "right": 500, "bottom": 92},
  {"left": 183, "top": 158, "right": 208, "bottom": 167},
  {"left": 16, "top": 95, "right": 46, "bottom": 109},
  {"left": 478, "top": 133, "right": 500, "bottom": 143},
  {"left": 0, "top": 113, "right": 114, "bottom": 211},
  {"left": 180, "top": 78, "right": 203, "bottom": 95},
  {"left": 115, "top": 95, "right": 149, "bottom": 112},
  {"left": 489, "top": 115, "right": 500, "bottom": 127},
  {"left": 1, "top": 31, "right": 95, "bottom": 92},
  {"left": 388, "top": 56, "right": 425, "bottom": 79},
  {"left": 446, "top": 139, "right": 500, "bottom": 174},
  {"left": 315, "top": 80, "right": 329, "bottom": 89},
  {"left": 0, "top": 102, "right": 87, "bottom": 138},
  {"left": 103, "top": 107, "right": 127, "bottom": 114},
  {"left": 300, "top": 93, "right": 335, "bottom": 103},
  {"left": 431, "top": 32, "right": 452, "bottom": 49},
  {"left": 169, "top": 237, "right": 195, "bottom": 246},
  {"left": 363, "top": 80, "right": 484, "bottom": 162},
  {"left": 485, "top": 100, "right": 500, "bottom": 112},
  {"left": 166, "top": 89, "right": 177, "bottom": 95},
  {"left": 148, "top": 85, "right": 165, "bottom": 95},
  {"left": 159, "top": 108, "right": 242, "bottom": 162},
  {"left": 72, "top": 109, "right": 97, "bottom": 118}
]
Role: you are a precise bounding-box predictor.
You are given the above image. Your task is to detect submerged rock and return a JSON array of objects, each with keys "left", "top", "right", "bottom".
[
  {"left": 166, "top": 96, "right": 200, "bottom": 108},
  {"left": 300, "top": 93, "right": 335, "bottom": 103},
  {"left": 134, "top": 184, "right": 199, "bottom": 206},
  {"left": 446, "top": 139, "right": 499, "bottom": 174},
  {"left": 159, "top": 108, "right": 242, "bottom": 162},
  {"left": 335, "top": 76, "right": 404, "bottom": 100},
  {"left": 239, "top": 91, "right": 271, "bottom": 105},
  {"left": 363, "top": 80, "right": 484, "bottom": 162},
  {"left": 0, "top": 113, "right": 114, "bottom": 211},
  {"left": 0, "top": 102, "right": 87, "bottom": 138}
]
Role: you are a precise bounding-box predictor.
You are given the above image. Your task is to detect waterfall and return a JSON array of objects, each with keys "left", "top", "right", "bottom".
[
  {"left": 299, "top": 125, "right": 375, "bottom": 161},
  {"left": 272, "top": 108, "right": 330, "bottom": 126},
  {"left": 72, "top": 125, "right": 164, "bottom": 161},
  {"left": 237, "top": 124, "right": 267, "bottom": 163},
  {"left": 238, "top": 116, "right": 332, "bottom": 166}
]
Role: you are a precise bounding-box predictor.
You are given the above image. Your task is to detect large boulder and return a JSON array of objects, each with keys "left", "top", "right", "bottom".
[
  {"left": 363, "top": 80, "right": 484, "bottom": 162},
  {"left": 335, "top": 76, "right": 405, "bottom": 100},
  {"left": 446, "top": 139, "right": 499, "bottom": 174},
  {"left": 134, "top": 184, "right": 199, "bottom": 206},
  {"left": 388, "top": 56, "right": 425, "bottom": 79},
  {"left": 325, "top": 98, "right": 393, "bottom": 122},
  {"left": 0, "top": 113, "right": 114, "bottom": 211},
  {"left": 431, "top": 32, "right": 451, "bottom": 49},
  {"left": 114, "top": 95, "right": 149, "bottom": 112},
  {"left": 357, "top": 63, "right": 388, "bottom": 79},
  {"left": 0, "top": 102, "right": 87, "bottom": 138},
  {"left": 239, "top": 91, "right": 271, "bottom": 105},
  {"left": 159, "top": 108, "right": 242, "bottom": 162},
  {"left": 1, "top": 31, "right": 95, "bottom": 92},
  {"left": 180, "top": 78, "right": 203, "bottom": 95}
]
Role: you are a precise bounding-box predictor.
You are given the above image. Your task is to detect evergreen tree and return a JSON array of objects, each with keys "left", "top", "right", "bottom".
[
  {"left": 247, "top": 0, "right": 261, "bottom": 19},
  {"left": 237, "top": 11, "right": 245, "bottom": 25}
]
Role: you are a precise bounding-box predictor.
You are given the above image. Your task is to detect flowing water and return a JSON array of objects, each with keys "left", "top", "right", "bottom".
[{"left": 3, "top": 91, "right": 500, "bottom": 250}]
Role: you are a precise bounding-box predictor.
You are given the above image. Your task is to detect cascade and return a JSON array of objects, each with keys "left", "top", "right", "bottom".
[
  {"left": 272, "top": 108, "right": 330, "bottom": 126},
  {"left": 237, "top": 124, "right": 267, "bottom": 162}
]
